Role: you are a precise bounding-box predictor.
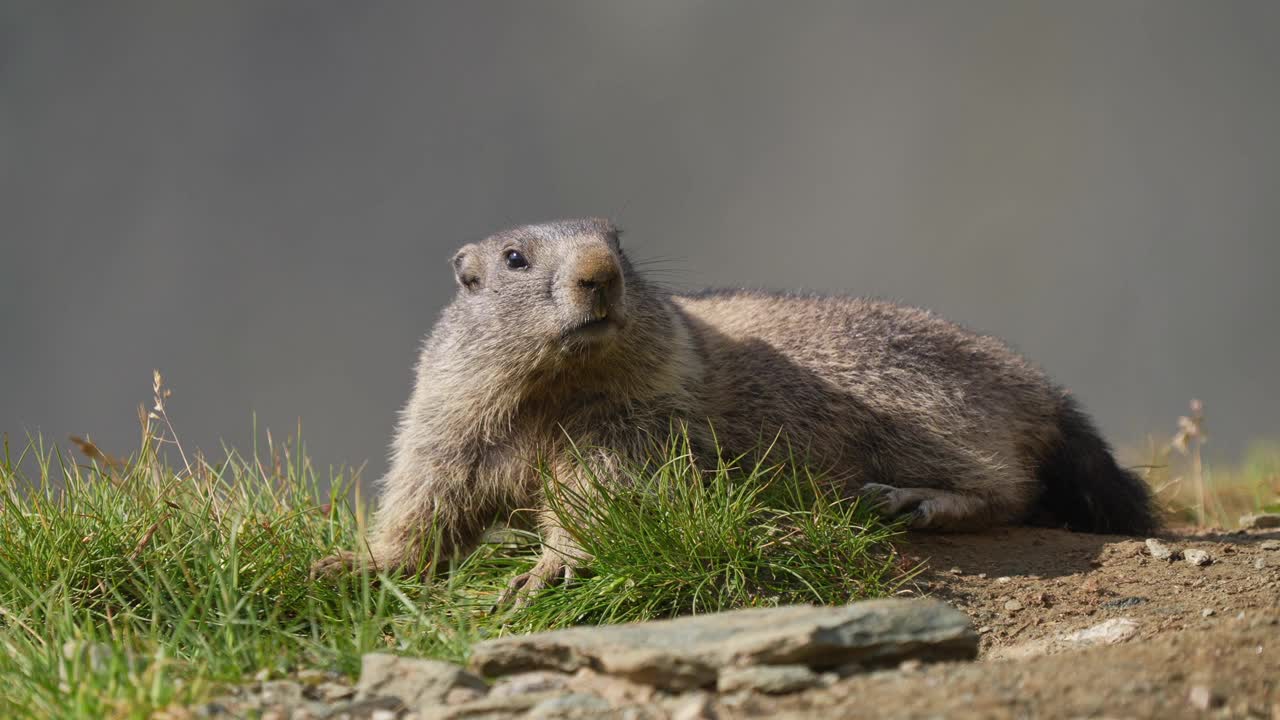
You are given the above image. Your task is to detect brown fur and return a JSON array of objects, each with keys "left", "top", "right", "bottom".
[{"left": 313, "top": 218, "right": 1155, "bottom": 594}]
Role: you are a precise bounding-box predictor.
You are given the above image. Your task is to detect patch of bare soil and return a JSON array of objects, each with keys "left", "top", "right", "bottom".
[{"left": 737, "top": 527, "right": 1280, "bottom": 719}]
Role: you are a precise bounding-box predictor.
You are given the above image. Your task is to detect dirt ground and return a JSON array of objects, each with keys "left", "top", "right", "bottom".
[{"left": 737, "top": 527, "right": 1280, "bottom": 719}]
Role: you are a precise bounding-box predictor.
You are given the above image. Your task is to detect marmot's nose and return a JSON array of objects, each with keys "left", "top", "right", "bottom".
[{"left": 573, "top": 248, "right": 621, "bottom": 293}]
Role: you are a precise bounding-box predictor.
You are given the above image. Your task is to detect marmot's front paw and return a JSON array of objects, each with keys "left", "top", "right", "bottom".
[
  {"left": 496, "top": 551, "right": 576, "bottom": 609},
  {"left": 310, "top": 550, "right": 361, "bottom": 579}
]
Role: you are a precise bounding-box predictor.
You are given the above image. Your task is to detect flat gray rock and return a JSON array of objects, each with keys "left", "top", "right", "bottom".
[
  {"left": 356, "top": 654, "right": 488, "bottom": 714},
  {"left": 716, "top": 664, "right": 821, "bottom": 694},
  {"left": 469, "top": 598, "right": 976, "bottom": 691},
  {"left": 417, "top": 691, "right": 564, "bottom": 720},
  {"left": 526, "top": 692, "right": 613, "bottom": 719}
]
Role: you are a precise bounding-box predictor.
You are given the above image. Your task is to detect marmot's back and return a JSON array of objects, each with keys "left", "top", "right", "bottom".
[
  {"left": 674, "top": 289, "right": 1059, "bottom": 425},
  {"left": 673, "top": 288, "right": 1155, "bottom": 534}
]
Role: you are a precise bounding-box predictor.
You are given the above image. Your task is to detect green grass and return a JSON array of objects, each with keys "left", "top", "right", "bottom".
[{"left": 0, "top": 410, "right": 903, "bottom": 718}]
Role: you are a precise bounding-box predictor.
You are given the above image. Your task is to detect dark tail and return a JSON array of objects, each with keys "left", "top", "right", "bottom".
[{"left": 1035, "top": 397, "right": 1160, "bottom": 534}]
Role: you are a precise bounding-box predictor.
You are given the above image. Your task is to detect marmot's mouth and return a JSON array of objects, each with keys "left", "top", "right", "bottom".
[
  {"left": 564, "top": 315, "right": 618, "bottom": 340},
  {"left": 574, "top": 316, "right": 613, "bottom": 332}
]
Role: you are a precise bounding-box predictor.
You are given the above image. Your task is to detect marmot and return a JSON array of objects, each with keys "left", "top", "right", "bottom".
[{"left": 313, "top": 218, "right": 1157, "bottom": 597}]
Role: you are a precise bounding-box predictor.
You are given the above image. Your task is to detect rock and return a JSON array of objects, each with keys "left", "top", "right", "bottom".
[
  {"left": 1145, "top": 538, "right": 1177, "bottom": 561},
  {"left": 1188, "top": 684, "right": 1224, "bottom": 710},
  {"left": 1065, "top": 618, "right": 1140, "bottom": 645},
  {"left": 615, "top": 706, "right": 669, "bottom": 720},
  {"left": 357, "top": 654, "right": 488, "bottom": 714},
  {"left": 527, "top": 693, "right": 613, "bottom": 719},
  {"left": 1003, "top": 599, "right": 1024, "bottom": 612},
  {"left": 468, "top": 599, "right": 977, "bottom": 691},
  {"left": 1184, "top": 549, "right": 1213, "bottom": 566},
  {"left": 489, "top": 671, "right": 572, "bottom": 698},
  {"left": 444, "top": 686, "right": 486, "bottom": 705},
  {"left": 566, "top": 668, "right": 657, "bottom": 706},
  {"left": 418, "top": 691, "right": 564, "bottom": 720},
  {"left": 1100, "top": 596, "right": 1147, "bottom": 610},
  {"left": 1260, "top": 540, "right": 1280, "bottom": 551},
  {"left": 295, "top": 669, "right": 332, "bottom": 684},
  {"left": 286, "top": 704, "right": 334, "bottom": 720},
  {"left": 716, "top": 664, "right": 821, "bottom": 694},
  {"left": 990, "top": 618, "right": 1139, "bottom": 660},
  {"left": 310, "top": 681, "right": 357, "bottom": 702},
  {"left": 668, "top": 692, "right": 717, "bottom": 720},
  {"left": 258, "top": 680, "right": 304, "bottom": 705},
  {"left": 1202, "top": 608, "right": 1216, "bottom": 617},
  {"left": 1239, "top": 513, "right": 1280, "bottom": 529},
  {"left": 1255, "top": 557, "right": 1267, "bottom": 570},
  {"left": 315, "top": 695, "right": 403, "bottom": 719},
  {"left": 194, "top": 703, "right": 232, "bottom": 718}
]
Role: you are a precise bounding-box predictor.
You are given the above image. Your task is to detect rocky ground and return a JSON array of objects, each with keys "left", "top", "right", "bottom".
[{"left": 182, "top": 522, "right": 1280, "bottom": 720}]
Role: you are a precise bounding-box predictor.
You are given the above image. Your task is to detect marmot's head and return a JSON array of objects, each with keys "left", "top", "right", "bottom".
[{"left": 449, "top": 218, "right": 637, "bottom": 357}]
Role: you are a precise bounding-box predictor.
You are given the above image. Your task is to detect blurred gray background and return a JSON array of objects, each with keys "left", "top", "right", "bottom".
[{"left": 3, "top": 1, "right": 1277, "bottom": 485}]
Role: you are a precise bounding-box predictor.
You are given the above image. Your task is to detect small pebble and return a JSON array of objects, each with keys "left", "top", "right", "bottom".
[
  {"left": 1145, "top": 538, "right": 1177, "bottom": 561},
  {"left": 995, "top": 576, "right": 1012, "bottom": 584},
  {"left": 1101, "top": 596, "right": 1147, "bottom": 610},
  {"left": 948, "top": 567, "right": 963, "bottom": 575},
  {"left": 295, "top": 669, "right": 329, "bottom": 684},
  {"left": 311, "top": 682, "right": 355, "bottom": 702},
  {"left": 1201, "top": 608, "right": 1215, "bottom": 617},
  {"left": 1255, "top": 557, "right": 1267, "bottom": 570},
  {"left": 1187, "top": 684, "right": 1222, "bottom": 710},
  {"left": 1184, "top": 549, "right": 1213, "bottom": 567},
  {"left": 1004, "top": 599, "right": 1024, "bottom": 612},
  {"left": 1259, "top": 540, "right": 1280, "bottom": 551}
]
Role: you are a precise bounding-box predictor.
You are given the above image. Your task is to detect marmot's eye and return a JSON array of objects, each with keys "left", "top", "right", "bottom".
[{"left": 504, "top": 250, "right": 528, "bottom": 269}]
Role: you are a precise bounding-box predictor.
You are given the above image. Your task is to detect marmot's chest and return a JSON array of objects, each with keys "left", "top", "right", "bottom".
[{"left": 499, "top": 393, "right": 683, "bottom": 454}]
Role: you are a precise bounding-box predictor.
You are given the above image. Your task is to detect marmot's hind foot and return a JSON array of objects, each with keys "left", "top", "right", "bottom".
[{"left": 854, "top": 483, "right": 996, "bottom": 531}]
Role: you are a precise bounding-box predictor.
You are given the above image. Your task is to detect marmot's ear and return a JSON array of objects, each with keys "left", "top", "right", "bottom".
[{"left": 451, "top": 244, "right": 483, "bottom": 292}]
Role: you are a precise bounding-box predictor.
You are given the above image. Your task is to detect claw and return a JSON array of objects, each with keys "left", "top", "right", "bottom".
[
  {"left": 854, "top": 483, "right": 888, "bottom": 504},
  {"left": 854, "top": 483, "right": 906, "bottom": 514},
  {"left": 495, "top": 551, "right": 571, "bottom": 610},
  {"left": 906, "top": 504, "right": 932, "bottom": 528}
]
